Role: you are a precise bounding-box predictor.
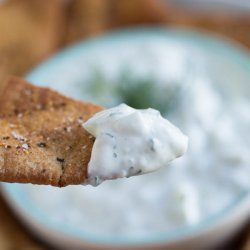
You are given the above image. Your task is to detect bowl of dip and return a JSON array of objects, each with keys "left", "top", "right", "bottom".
[{"left": 1, "top": 28, "right": 250, "bottom": 250}]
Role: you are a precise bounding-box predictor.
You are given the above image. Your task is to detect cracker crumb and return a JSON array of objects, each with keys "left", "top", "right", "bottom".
[
  {"left": 11, "top": 132, "right": 27, "bottom": 141},
  {"left": 9, "top": 124, "right": 17, "bottom": 128},
  {"left": 22, "top": 143, "right": 29, "bottom": 150},
  {"left": 64, "top": 127, "right": 72, "bottom": 133},
  {"left": 66, "top": 117, "right": 74, "bottom": 123},
  {"left": 23, "top": 149, "right": 29, "bottom": 154},
  {"left": 36, "top": 104, "right": 42, "bottom": 110},
  {"left": 78, "top": 118, "right": 84, "bottom": 125},
  {"left": 24, "top": 89, "right": 32, "bottom": 96},
  {"left": 65, "top": 146, "right": 72, "bottom": 150}
]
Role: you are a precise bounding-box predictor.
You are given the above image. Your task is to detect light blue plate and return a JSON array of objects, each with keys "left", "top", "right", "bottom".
[{"left": 1, "top": 28, "right": 250, "bottom": 248}]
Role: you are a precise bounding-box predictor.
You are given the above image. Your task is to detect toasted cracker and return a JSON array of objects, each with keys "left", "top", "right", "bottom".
[{"left": 0, "top": 76, "right": 102, "bottom": 187}]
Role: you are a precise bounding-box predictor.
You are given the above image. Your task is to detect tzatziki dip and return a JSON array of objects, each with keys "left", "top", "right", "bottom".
[
  {"left": 83, "top": 104, "right": 188, "bottom": 186},
  {"left": 26, "top": 79, "right": 250, "bottom": 238}
]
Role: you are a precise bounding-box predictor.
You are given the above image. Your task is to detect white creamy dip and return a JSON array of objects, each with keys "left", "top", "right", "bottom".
[
  {"left": 25, "top": 80, "right": 250, "bottom": 239},
  {"left": 83, "top": 104, "right": 188, "bottom": 186}
]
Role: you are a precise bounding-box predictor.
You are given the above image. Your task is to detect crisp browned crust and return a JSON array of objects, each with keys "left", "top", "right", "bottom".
[{"left": 0, "top": 76, "right": 102, "bottom": 187}]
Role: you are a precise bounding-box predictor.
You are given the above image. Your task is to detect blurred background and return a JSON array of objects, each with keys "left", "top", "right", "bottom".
[{"left": 0, "top": 0, "right": 250, "bottom": 249}]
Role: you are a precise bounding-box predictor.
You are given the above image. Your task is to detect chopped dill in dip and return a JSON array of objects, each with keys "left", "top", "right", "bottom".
[{"left": 83, "top": 104, "right": 188, "bottom": 186}]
